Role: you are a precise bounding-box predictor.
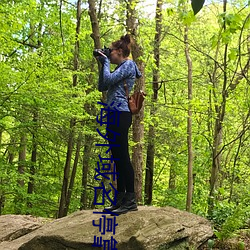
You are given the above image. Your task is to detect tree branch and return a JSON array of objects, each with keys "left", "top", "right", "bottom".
[{"left": 13, "top": 39, "right": 41, "bottom": 49}]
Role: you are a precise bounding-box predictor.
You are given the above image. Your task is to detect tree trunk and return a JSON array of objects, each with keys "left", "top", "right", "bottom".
[
  {"left": 64, "top": 133, "right": 82, "bottom": 215},
  {"left": 82, "top": 0, "right": 103, "bottom": 210},
  {"left": 168, "top": 165, "right": 176, "bottom": 190},
  {"left": 0, "top": 127, "right": 4, "bottom": 213},
  {"left": 27, "top": 109, "right": 38, "bottom": 209},
  {"left": 0, "top": 193, "right": 4, "bottom": 215},
  {"left": 184, "top": 25, "right": 193, "bottom": 212},
  {"left": 168, "top": 95, "right": 177, "bottom": 190},
  {"left": 58, "top": 0, "right": 81, "bottom": 218},
  {"left": 15, "top": 134, "right": 27, "bottom": 214},
  {"left": 88, "top": 0, "right": 101, "bottom": 49},
  {"left": 144, "top": 0, "right": 162, "bottom": 205},
  {"left": 18, "top": 135, "right": 26, "bottom": 187},
  {"left": 208, "top": 0, "right": 228, "bottom": 216},
  {"left": 145, "top": 125, "right": 155, "bottom": 205},
  {"left": 88, "top": 0, "right": 106, "bottom": 103},
  {"left": 0, "top": 129, "right": 4, "bottom": 213},
  {"left": 27, "top": 1, "right": 43, "bottom": 208},
  {"left": 80, "top": 135, "right": 93, "bottom": 210},
  {"left": 7, "top": 137, "right": 15, "bottom": 164},
  {"left": 126, "top": 0, "right": 145, "bottom": 203},
  {"left": 1, "top": 136, "right": 16, "bottom": 214},
  {"left": 72, "top": 0, "right": 81, "bottom": 87},
  {"left": 58, "top": 119, "right": 75, "bottom": 218}
]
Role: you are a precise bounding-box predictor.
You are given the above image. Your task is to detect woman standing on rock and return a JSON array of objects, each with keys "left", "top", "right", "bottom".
[{"left": 96, "top": 34, "right": 141, "bottom": 215}]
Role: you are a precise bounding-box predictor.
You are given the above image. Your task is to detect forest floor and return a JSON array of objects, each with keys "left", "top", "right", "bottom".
[{"left": 200, "top": 230, "right": 250, "bottom": 249}]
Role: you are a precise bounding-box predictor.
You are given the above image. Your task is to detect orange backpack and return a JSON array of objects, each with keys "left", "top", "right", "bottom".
[{"left": 123, "top": 81, "right": 146, "bottom": 114}]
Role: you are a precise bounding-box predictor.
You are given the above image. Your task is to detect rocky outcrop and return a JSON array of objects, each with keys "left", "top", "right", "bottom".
[
  {"left": 0, "top": 206, "right": 214, "bottom": 250},
  {"left": 0, "top": 214, "right": 48, "bottom": 243}
]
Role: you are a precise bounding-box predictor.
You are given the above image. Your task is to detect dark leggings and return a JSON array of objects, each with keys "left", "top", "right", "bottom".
[{"left": 107, "top": 111, "right": 134, "bottom": 192}]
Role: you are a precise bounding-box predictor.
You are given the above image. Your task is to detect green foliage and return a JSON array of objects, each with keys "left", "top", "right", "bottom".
[
  {"left": 238, "top": 241, "right": 245, "bottom": 250},
  {"left": 210, "top": 200, "right": 236, "bottom": 226},
  {"left": 207, "top": 239, "right": 215, "bottom": 249},
  {"left": 0, "top": 1, "right": 249, "bottom": 239},
  {"left": 214, "top": 204, "right": 250, "bottom": 240}
]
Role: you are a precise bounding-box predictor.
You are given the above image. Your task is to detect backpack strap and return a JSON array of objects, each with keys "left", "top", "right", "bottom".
[{"left": 123, "top": 80, "right": 129, "bottom": 99}]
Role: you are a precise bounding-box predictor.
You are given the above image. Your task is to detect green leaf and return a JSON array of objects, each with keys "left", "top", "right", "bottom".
[
  {"left": 208, "top": 239, "right": 215, "bottom": 249},
  {"left": 210, "top": 34, "right": 218, "bottom": 49},
  {"left": 191, "top": 0, "right": 205, "bottom": 15},
  {"left": 167, "top": 8, "right": 174, "bottom": 16},
  {"left": 221, "top": 29, "right": 232, "bottom": 44},
  {"left": 181, "top": 10, "right": 196, "bottom": 26},
  {"left": 228, "top": 48, "right": 238, "bottom": 61}
]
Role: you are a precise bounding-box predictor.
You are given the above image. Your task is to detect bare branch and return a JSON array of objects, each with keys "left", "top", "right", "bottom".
[
  {"left": 230, "top": 14, "right": 250, "bottom": 86},
  {"left": 59, "top": 0, "right": 65, "bottom": 54},
  {"left": 13, "top": 39, "right": 40, "bottom": 49}
]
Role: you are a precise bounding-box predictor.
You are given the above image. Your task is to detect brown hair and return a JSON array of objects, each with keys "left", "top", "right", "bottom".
[{"left": 112, "top": 34, "right": 131, "bottom": 57}]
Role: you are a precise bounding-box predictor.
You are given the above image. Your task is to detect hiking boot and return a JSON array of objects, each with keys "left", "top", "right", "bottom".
[
  {"left": 103, "top": 191, "right": 125, "bottom": 212},
  {"left": 111, "top": 192, "right": 138, "bottom": 215}
]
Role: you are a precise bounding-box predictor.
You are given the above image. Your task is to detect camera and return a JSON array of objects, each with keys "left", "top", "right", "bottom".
[{"left": 93, "top": 46, "right": 111, "bottom": 58}]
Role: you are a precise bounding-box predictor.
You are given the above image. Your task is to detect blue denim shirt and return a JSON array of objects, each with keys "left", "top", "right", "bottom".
[{"left": 98, "top": 58, "right": 142, "bottom": 112}]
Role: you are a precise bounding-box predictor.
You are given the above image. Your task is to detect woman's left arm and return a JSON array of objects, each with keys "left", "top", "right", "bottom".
[{"left": 98, "top": 65, "right": 108, "bottom": 91}]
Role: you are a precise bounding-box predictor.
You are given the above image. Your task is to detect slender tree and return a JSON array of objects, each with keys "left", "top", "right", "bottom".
[
  {"left": 65, "top": 133, "right": 82, "bottom": 214},
  {"left": 145, "top": 0, "right": 163, "bottom": 205},
  {"left": 27, "top": 6, "right": 43, "bottom": 206},
  {"left": 208, "top": 0, "right": 228, "bottom": 216},
  {"left": 18, "top": 135, "right": 26, "bottom": 188},
  {"left": 126, "top": 0, "right": 145, "bottom": 203},
  {"left": 58, "top": 0, "right": 82, "bottom": 218},
  {"left": 184, "top": 24, "right": 193, "bottom": 212}
]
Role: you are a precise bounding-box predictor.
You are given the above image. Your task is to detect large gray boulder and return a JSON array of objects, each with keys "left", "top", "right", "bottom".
[
  {"left": 0, "top": 214, "right": 48, "bottom": 243},
  {"left": 0, "top": 206, "right": 213, "bottom": 250}
]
